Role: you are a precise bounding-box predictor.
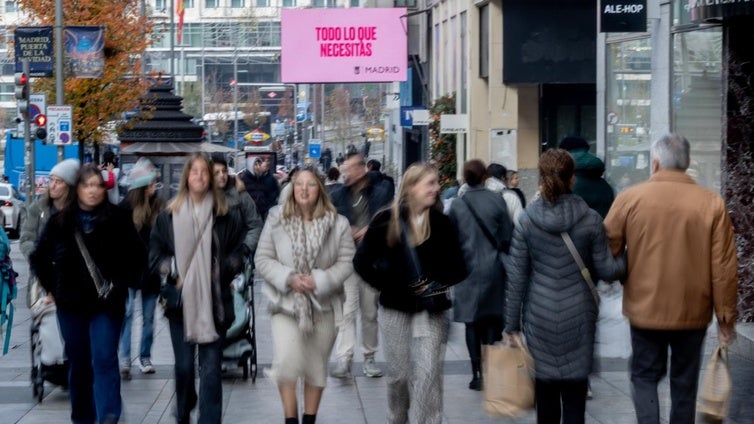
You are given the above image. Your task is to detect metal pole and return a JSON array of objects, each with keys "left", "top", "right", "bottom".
[
  {"left": 21, "top": 60, "right": 34, "bottom": 200},
  {"left": 55, "top": 0, "right": 64, "bottom": 163},
  {"left": 321, "top": 83, "right": 325, "bottom": 143},
  {"left": 233, "top": 54, "right": 238, "bottom": 150},
  {"left": 170, "top": 0, "right": 175, "bottom": 80}
]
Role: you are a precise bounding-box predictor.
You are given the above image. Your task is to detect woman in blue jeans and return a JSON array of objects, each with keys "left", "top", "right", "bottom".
[
  {"left": 118, "top": 158, "right": 164, "bottom": 378},
  {"left": 31, "top": 164, "right": 147, "bottom": 424},
  {"left": 149, "top": 153, "right": 246, "bottom": 424}
]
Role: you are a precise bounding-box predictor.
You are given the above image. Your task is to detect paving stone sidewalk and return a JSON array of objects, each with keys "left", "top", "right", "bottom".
[{"left": 2, "top": 243, "right": 754, "bottom": 423}]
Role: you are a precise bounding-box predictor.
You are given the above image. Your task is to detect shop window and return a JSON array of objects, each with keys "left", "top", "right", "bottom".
[
  {"left": 672, "top": 27, "right": 723, "bottom": 192},
  {"left": 605, "top": 38, "right": 652, "bottom": 192}
]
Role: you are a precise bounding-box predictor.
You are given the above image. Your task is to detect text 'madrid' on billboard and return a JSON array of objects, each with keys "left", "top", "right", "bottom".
[{"left": 281, "top": 8, "right": 408, "bottom": 84}]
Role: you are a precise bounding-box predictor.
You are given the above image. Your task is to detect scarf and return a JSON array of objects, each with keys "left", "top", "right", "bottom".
[
  {"left": 173, "top": 194, "right": 217, "bottom": 344},
  {"left": 281, "top": 211, "right": 335, "bottom": 335}
]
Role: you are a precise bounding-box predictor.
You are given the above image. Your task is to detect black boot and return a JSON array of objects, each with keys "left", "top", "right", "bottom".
[
  {"left": 285, "top": 418, "right": 298, "bottom": 424},
  {"left": 469, "top": 358, "right": 482, "bottom": 391},
  {"left": 302, "top": 414, "right": 316, "bottom": 424}
]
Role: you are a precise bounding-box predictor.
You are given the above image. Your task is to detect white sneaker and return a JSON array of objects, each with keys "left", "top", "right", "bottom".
[
  {"left": 362, "top": 358, "right": 383, "bottom": 378},
  {"left": 139, "top": 358, "right": 155, "bottom": 374},
  {"left": 330, "top": 358, "right": 351, "bottom": 378}
]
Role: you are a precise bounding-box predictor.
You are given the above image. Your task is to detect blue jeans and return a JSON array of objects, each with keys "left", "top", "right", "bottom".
[
  {"left": 119, "top": 288, "right": 157, "bottom": 362},
  {"left": 168, "top": 315, "right": 223, "bottom": 424},
  {"left": 57, "top": 309, "right": 123, "bottom": 424}
]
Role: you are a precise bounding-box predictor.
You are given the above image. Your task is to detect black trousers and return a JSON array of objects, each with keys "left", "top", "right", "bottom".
[
  {"left": 630, "top": 326, "right": 706, "bottom": 424},
  {"left": 535, "top": 378, "right": 588, "bottom": 424}
]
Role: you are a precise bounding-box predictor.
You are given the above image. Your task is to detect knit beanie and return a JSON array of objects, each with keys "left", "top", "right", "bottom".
[
  {"left": 127, "top": 157, "right": 157, "bottom": 191},
  {"left": 50, "top": 159, "right": 80, "bottom": 186}
]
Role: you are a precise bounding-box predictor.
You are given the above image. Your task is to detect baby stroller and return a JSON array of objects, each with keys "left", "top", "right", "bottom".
[
  {"left": 222, "top": 261, "right": 257, "bottom": 382},
  {"left": 28, "top": 276, "right": 68, "bottom": 402}
]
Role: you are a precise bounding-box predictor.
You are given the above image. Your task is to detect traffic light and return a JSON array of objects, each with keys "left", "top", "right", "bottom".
[
  {"left": 34, "top": 114, "right": 47, "bottom": 141},
  {"left": 14, "top": 72, "right": 29, "bottom": 111}
]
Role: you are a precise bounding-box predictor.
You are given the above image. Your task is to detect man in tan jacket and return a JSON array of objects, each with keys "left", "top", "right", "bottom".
[{"left": 604, "top": 133, "right": 738, "bottom": 424}]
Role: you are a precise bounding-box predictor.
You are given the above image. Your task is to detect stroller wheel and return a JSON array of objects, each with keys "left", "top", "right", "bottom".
[
  {"left": 251, "top": 355, "right": 257, "bottom": 383},
  {"left": 242, "top": 360, "right": 249, "bottom": 380}
]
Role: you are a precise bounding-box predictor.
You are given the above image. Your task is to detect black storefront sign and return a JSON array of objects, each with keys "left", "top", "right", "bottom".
[
  {"left": 600, "top": 0, "right": 647, "bottom": 32},
  {"left": 690, "top": 0, "right": 754, "bottom": 22},
  {"left": 503, "top": 0, "right": 596, "bottom": 84},
  {"left": 14, "top": 26, "right": 54, "bottom": 77}
]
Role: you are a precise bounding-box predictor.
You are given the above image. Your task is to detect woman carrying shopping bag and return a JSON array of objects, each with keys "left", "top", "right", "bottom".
[{"left": 504, "top": 149, "right": 626, "bottom": 424}]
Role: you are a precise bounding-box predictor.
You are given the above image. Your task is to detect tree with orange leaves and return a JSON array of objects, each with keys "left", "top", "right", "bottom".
[{"left": 16, "top": 0, "right": 152, "bottom": 147}]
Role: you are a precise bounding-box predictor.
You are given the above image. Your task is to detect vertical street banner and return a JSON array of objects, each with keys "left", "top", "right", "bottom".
[
  {"left": 177, "top": 0, "right": 186, "bottom": 43},
  {"left": 64, "top": 26, "right": 105, "bottom": 78},
  {"left": 14, "top": 27, "right": 54, "bottom": 77}
]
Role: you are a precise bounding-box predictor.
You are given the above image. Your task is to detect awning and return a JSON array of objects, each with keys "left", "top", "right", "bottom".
[{"left": 120, "top": 142, "right": 239, "bottom": 155}]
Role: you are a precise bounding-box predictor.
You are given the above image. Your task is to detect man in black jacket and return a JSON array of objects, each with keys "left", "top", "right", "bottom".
[
  {"left": 237, "top": 157, "right": 279, "bottom": 221},
  {"left": 329, "top": 152, "right": 393, "bottom": 379}
]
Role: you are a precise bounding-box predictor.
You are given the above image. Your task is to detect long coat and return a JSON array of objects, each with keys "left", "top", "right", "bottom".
[
  {"left": 19, "top": 194, "right": 56, "bottom": 259},
  {"left": 254, "top": 206, "right": 354, "bottom": 317},
  {"left": 448, "top": 186, "right": 512, "bottom": 323},
  {"left": 504, "top": 194, "right": 625, "bottom": 380}
]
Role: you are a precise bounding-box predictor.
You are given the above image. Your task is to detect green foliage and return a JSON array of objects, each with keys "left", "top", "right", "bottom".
[{"left": 429, "top": 93, "right": 457, "bottom": 190}]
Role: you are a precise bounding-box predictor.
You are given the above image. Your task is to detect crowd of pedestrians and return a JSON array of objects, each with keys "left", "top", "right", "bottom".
[{"left": 21, "top": 132, "right": 739, "bottom": 424}]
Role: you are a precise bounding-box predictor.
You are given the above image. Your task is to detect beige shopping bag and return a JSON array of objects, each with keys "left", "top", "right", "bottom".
[
  {"left": 482, "top": 334, "right": 535, "bottom": 417},
  {"left": 697, "top": 344, "right": 731, "bottom": 421}
]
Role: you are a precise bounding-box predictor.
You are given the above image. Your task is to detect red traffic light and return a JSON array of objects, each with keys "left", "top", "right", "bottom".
[
  {"left": 14, "top": 72, "right": 27, "bottom": 86},
  {"left": 35, "top": 114, "right": 47, "bottom": 127}
]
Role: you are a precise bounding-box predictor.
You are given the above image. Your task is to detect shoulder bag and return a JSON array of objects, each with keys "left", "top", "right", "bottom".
[
  {"left": 561, "top": 232, "right": 600, "bottom": 308},
  {"left": 159, "top": 215, "right": 212, "bottom": 315},
  {"left": 401, "top": 220, "right": 451, "bottom": 313},
  {"left": 74, "top": 230, "right": 114, "bottom": 301}
]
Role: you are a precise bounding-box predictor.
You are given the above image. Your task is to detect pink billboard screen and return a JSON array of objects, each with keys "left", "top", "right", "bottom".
[{"left": 281, "top": 8, "right": 407, "bottom": 83}]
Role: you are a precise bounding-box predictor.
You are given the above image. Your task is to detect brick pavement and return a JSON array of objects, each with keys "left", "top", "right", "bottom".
[{"left": 2, "top": 242, "right": 754, "bottom": 424}]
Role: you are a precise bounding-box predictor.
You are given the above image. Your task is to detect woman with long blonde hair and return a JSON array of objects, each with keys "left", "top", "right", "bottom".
[
  {"left": 354, "top": 163, "right": 467, "bottom": 424},
  {"left": 149, "top": 153, "right": 246, "bottom": 423},
  {"left": 255, "top": 166, "right": 354, "bottom": 424}
]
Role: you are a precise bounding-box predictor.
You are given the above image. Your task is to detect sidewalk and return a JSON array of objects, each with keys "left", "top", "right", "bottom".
[{"left": 2, "top": 242, "right": 754, "bottom": 423}]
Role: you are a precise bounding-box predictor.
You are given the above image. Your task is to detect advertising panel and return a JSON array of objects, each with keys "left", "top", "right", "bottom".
[{"left": 281, "top": 8, "right": 407, "bottom": 83}]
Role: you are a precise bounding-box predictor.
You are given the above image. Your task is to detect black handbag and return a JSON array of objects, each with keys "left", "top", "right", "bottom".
[
  {"left": 401, "top": 221, "right": 451, "bottom": 313},
  {"left": 159, "top": 280, "right": 182, "bottom": 316}
]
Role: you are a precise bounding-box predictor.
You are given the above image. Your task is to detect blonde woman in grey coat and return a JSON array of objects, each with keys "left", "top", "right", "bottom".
[{"left": 255, "top": 166, "right": 354, "bottom": 424}]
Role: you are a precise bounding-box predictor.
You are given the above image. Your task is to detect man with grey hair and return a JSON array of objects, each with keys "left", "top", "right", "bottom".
[{"left": 604, "top": 133, "right": 738, "bottom": 424}]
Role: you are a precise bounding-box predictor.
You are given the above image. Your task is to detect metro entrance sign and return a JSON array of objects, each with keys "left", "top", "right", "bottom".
[{"left": 308, "top": 138, "right": 322, "bottom": 159}]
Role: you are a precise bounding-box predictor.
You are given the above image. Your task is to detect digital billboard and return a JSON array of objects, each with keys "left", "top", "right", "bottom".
[{"left": 281, "top": 8, "right": 407, "bottom": 83}]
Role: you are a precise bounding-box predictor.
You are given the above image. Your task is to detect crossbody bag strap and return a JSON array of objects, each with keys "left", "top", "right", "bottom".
[
  {"left": 460, "top": 196, "right": 502, "bottom": 251},
  {"left": 560, "top": 231, "right": 600, "bottom": 307},
  {"left": 74, "top": 230, "right": 106, "bottom": 293}
]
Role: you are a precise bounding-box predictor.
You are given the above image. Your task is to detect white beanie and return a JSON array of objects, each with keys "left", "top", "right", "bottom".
[
  {"left": 50, "top": 159, "right": 80, "bottom": 186},
  {"left": 127, "top": 157, "right": 157, "bottom": 191}
]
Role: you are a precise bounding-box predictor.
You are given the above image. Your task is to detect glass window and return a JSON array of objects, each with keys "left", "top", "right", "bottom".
[
  {"left": 395, "top": 0, "right": 417, "bottom": 6},
  {"left": 479, "top": 4, "right": 489, "bottom": 78},
  {"left": 672, "top": 0, "right": 693, "bottom": 27},
  {"left": 672, "top": 27, "right": 723, "bottom": 192},
  {"left": 460, "top": 11, "right": 467, "bottom": 114},
  {"left": 350, "top": 0, "right": 359, "bottom": 6},
  {"left": 186, "top": 0, "right": 195, "bottom": 7},
  {"left": 254, "top": 0, "right": 266, "bottom": 6},
  {"left": 232, "top": 0, "right": 245, "bottom": 7},
  {"left": 155, "top": 0, "right": 166, "bottom": 11},
  {"left": 5, "top": 1, "right": 15, "bottom": 13},
  {"left": 605, "top": 38, "right": 652, "bottom": 192},
  {"left": 283, "top": 0, "right": 296, "bottom": 6},
  {"left": 205, "top": 0, "right": 217, "bottom": 8}
]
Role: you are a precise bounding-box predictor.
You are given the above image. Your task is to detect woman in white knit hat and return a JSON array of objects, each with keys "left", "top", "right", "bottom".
[
  {"left": 118, "top": 157, "right": 164, "bottom": 379},
  {"left": 20, "top": 158, "right": 80, "bottom": 307}
]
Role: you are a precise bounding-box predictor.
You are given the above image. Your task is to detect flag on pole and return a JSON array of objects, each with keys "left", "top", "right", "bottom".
[{"left": 177, "top": 0, "right": 185, "bottom": 43}]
